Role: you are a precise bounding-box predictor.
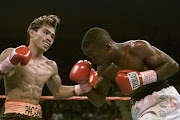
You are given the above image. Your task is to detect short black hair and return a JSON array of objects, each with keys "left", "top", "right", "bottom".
[{"left": 81, "top": 27, "right": 112, "bottom": 49}]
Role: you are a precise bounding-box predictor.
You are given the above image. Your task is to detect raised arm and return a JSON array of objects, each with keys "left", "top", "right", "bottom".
[
  {"left": 86, "top": 63, "right": 119, "bottom": 107},
  {"left": 86, "top": 75, "right": 111, "bottom": 107},
  {"left": 0, "top": 48, "right": 13, "bottom": 80},
  {"left": 46, "top": 61, "right": 75, "bottom": 99},
  {"left": 0, "top": 45, "right": 32, "bottom": 77}
]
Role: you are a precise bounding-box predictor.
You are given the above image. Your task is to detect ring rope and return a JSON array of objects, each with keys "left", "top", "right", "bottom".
[{"left": 0, "top": 95, "right": 131, "bottom": 101}]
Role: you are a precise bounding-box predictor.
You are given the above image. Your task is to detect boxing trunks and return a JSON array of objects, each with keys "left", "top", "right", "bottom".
[
  {"left": 131, "top": 86, "right": 180, "bottom": 120},
  {"left": 1, "top": 100, "right": 43, "bottom": 120}
]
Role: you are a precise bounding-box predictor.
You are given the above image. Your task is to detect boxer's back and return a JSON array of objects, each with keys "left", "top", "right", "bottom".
[{"left": 99, "top": 40, "right": 169, "bottom": 99}]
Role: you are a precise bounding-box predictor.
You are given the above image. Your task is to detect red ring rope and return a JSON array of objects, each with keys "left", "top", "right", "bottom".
[{"left": 0, "top": 95, "right": 131, "bottom": 101}]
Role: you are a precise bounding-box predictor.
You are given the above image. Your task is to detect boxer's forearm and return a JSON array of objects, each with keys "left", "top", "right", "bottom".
[
  {"left": 86, "top": 89, "right": 106, "bottom": 108},
  {"left": 52, "top": 85, "right": 74, "bottom": 99},
  {"left": 0, "top": 75, "right": 3, "bottom": 80},
  {"left": 86, "top": 76, "right": 111, "bottom": 107},
  {"left": 155, "top": 61, "right": 179, "bottom": 80}
]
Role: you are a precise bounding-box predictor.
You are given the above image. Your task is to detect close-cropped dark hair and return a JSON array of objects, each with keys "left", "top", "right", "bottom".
[
  {"left": 81, "top": 27, "right": 112, "bottom": 49},
  {"left": 26, "top": 14, "right": 60, "bottom": 44}
]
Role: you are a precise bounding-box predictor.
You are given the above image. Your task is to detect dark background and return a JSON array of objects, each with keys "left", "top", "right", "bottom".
[
  {"left": 0, "top": 1, "right": 179, "bottom": 119},
  {"left": 0, "top": 0, "right": 179, "bottom": 95}
]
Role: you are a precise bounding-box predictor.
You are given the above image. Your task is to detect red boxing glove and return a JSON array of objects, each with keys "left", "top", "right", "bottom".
[
  {"left": 70, "top": 60, "right": 99, "bottom": 95},
  {"left": 9, "top": 45, "right": 32, "bottom": 66},
  {"left": 73, "top": 68, "right": 98, "bottom": 95},
  {"left": 69, "top": 60, "right": 92, "bottom": 83},
  {"left": 89, "top": 68, "right": 98, "bottom": 87},
  {"left": 0, "top": 45, "right": 32, "bottom": 74},
  {"left": 115, "top": 69, "right": 157, "bottom": 95}
]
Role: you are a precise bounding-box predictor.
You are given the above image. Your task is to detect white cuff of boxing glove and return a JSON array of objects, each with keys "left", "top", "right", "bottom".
[
  {"left": 0, "top": 56, "right": 14, "bottom": 74},
  {"left": 74, "top": 82, "right": 92, "bottom": 95},
  {"left": 74, "top": 84, "right": 84, "bottom": 95},
  {"left": 140, "top": 70, "right": 157, "bottom": 85}
]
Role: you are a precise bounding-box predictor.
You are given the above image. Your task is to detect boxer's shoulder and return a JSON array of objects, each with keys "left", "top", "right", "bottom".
[
  {"left": 0, "top": 48, "right": 13, "bottom": 56},
  {"left": 42, "top": 56, "right": 58, "bottom": 73},
  {"left": 127, "top": 40, "right": 153, "bottom": 57},
  {"left": 127, "top": 40, "right": 150, "bottom": 49},
  {"left": 0, "top": 48, "right": 14, "bottom": 62}
]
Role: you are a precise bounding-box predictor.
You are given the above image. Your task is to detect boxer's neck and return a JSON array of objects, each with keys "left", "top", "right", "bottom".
[
  {"left": 110, "top": 43, "right": 125, "bottom": 65},
  {"left": 28, "top": 44, "right": 43, "bottom": 60}
]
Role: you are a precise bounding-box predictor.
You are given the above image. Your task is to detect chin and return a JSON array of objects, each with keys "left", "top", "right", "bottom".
[{"left": 40, "top": 47, "right": 49, "bottom": 52}]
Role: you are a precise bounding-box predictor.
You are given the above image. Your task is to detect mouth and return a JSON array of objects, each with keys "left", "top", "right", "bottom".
[{"left": 43, "top": 41, "right": 50, "bottom": 48}]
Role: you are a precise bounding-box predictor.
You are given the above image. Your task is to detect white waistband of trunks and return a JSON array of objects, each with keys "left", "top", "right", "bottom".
[{"left": 4, "top": 100, "right": 42, "bottom": 118}]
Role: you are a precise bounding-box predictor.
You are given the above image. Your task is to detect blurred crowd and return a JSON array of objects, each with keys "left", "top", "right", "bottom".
[{"left": 41, "top": 100, "right": 124, "bottom": 120}]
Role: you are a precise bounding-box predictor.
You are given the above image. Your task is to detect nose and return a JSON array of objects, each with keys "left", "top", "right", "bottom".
[{"left": 46, "top": 35, "right": 52, "bottom": 42}]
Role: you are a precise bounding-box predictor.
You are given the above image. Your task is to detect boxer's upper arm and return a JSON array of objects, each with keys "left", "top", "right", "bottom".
[
  {"left": 0, "top": 48, "right": 13, "bottom": 79},
  {"left": 0, "top": 48, "right": 13, "bottom": 63},
  {"left": 146, "top": 46, "right": 179, "bottom": 80},
  {"left": 134, "top": 41, "right": 179, "bottom": 80},
  {"left": 46, "top": 61, "right": 62, "bottom": 97},
  {"left": 137, "top": 41, "right": 178, "bottom": 70},
  {"left": 46, "top": 61, "right": 74, "bottom": 98},
  {"left": 133, "top": 41, "right": 165, "bottom": 68},
  {"left": 144, "top": 46, "right": 169, "bottom": 68}
]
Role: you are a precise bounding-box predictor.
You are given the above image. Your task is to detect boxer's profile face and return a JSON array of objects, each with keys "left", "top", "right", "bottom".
[{"left": 29, "top": 25, "right": 55, "bottom": 52}]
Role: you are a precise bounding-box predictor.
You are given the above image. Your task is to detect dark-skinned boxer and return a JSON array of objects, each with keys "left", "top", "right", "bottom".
[{"left": 70, "top": 27, "right": 180, "bottom": 120}]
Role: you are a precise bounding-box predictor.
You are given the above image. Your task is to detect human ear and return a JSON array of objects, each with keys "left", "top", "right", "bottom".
[
  {"left": 29, "top": 29, "right": 35, "bottom": 39},
  {"left": 105, "top": 43, "right": 111, "bottom": 51}
]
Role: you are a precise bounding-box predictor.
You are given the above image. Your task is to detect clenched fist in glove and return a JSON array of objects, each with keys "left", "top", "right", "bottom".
[
  {"left": 0, "top": 45, "right": 32, "bottom": 75},
  {"left": 69, "top": 60, "right": 92, "bottom": 83},
  {"left": 115, "top": 69, "right": 157, "bottom": 95},
  {"left": 69, "top": 60, "right": 98, "bottom": 95}
]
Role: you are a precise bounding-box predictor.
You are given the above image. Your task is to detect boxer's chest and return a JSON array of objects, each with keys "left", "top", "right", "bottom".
[{"left": 13, "top": 60, "right": 53, "bottom": 87}]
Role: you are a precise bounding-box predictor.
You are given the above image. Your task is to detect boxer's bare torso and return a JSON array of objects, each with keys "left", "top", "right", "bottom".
[
  {"left": 3, "top": 52, "right": 55, "bottom": 104},
  {"left": 0, "top": 25, "right": 75, "bottom": 105},
  {"left": 95, "top": 41, "right": 156, "bottom": 97},
  {"left": 84, "top": 40, "right": 178, "bottom": 106}
]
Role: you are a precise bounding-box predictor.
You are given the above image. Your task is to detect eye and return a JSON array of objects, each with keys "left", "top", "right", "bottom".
[
  {"left": 51, "top": 34, "right": 55, "bottom": 39},
  {"left": 44, "top": 31, "right": 48, "bottom": 35}
]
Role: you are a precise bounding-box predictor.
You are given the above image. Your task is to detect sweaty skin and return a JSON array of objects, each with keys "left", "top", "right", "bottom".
[
  {"left": 0, "top": 25, "right": 74, "bottom": 105},
  {"left": 83, "top": 40, "right": 179, "bottom": 107}
]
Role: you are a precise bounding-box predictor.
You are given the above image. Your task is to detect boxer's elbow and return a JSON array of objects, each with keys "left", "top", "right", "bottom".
[
  {"left": 53, "top": 92, "right": 70, "bottom": 99},
  {"left": 87, "top": 94, "right": 106, "bottom": 108},
  {"left": 90, "top": 99, "right": 105, "bottom": 108},
  {"left": 0, "top": 75, "right": 3, "bottom": 80},
  {"left": 94, "top": 104, "right": 103, "bottom": 108},
  {"left": 174, "top": 62, "right": 179, "bottom": 72},
  {"left": 52, "top": 92, "right": 62, "bottom": 99},
  {"left": 95, "top": 101, "right": 105, "bottom": 108},
  {"left": 169, "top": 61, "right": 179, "bottom": 73},
  {"left": 52, "top": 90, "right": 69, "bottom": 99}
]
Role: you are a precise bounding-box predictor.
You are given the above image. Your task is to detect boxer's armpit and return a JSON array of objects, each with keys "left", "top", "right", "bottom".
[{"left": 4, "top": 68, "right": 15, "bottom": 78}]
